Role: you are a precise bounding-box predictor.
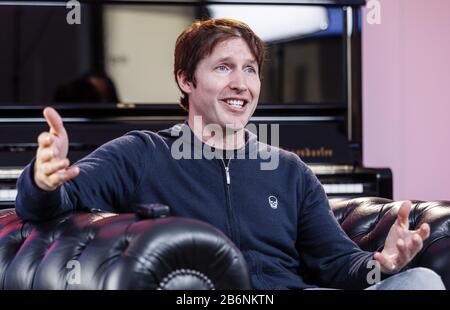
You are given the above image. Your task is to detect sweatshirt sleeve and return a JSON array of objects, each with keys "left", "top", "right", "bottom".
[
  {"left": 15, "top": 131, "right": 150, "bottom": 221},
  {"left": 296, "top": 164, "right": 374, "bottom": 289}
]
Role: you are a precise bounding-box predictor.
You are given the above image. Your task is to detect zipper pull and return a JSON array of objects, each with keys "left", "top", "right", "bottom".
[{"left": 225, "top": 166, "right": 230, "bottom": 185}]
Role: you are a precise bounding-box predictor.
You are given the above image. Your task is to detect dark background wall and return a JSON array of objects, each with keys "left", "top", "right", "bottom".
[{"left": 0, "top": 5, "right": 94, "bottom": 104}]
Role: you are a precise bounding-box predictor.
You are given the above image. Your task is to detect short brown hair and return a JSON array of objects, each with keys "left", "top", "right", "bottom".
[{"left": 174, "top": 18, "right": 266, "bottom": 111}]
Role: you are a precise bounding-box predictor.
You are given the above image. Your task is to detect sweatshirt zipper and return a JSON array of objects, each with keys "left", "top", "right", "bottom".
[
  {"left": 221, "top": 158, "right": 231, "bottom": 186},
  {"left": 220, "top": 159, "right": 240, "bottom": 247},
  {"left": 225, "top": 165, "right": 231, "bottom": 185}
]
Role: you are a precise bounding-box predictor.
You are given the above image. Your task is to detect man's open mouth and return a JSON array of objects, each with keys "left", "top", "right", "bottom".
[{"left": 222, "top": 98, "right": 248, "bottom": 109}]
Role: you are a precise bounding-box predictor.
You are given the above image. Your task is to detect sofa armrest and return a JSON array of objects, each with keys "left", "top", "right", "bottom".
[{"left": 0, "top": 209, "right": 250, "bottom": 290}]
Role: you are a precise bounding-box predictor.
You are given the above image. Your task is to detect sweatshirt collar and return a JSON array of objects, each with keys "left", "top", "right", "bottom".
[{"left": 168, "top": 121, "right": 259, "bottom": 158}]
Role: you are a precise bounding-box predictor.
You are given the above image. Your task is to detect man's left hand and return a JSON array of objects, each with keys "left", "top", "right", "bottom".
[{"left": 374, "top": 200, "right": 430, "bottom": 274}]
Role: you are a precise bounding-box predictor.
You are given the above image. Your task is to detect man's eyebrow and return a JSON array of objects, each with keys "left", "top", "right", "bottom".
[{"left": 215, "top": 57, "right": 257, "bottom": 65}]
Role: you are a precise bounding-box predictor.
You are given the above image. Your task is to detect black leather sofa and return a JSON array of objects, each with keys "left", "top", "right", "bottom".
[
  {"left": 0, "top": 208, "right": 250, "bottom": 290},
  {"left": 0, "top": 197, "right": 449, "bottom": 289}
]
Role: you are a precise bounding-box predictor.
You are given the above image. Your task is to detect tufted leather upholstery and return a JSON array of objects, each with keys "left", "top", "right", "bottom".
[
  {"left": 330, "top": 197, "right": 450, "bottom": 289},
  {"left": 0, "top": 209, "right": 250, "bottom": 290},
  {"left": 1, "top": 197, "right": 449, "bottom": 290}
]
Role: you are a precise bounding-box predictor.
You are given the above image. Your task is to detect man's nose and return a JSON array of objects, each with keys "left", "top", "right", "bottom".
[{"left": 229, "top": 71, "right": 248, "bottom": 92}]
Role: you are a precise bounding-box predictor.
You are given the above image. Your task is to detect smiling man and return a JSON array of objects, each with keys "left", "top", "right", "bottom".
[
  {"left": 15, "top": 19, "right": 445, "bottom": 290},
  {"left": 175, "top": 20, "right": 262, "bottom": 151},
  {"left": 181, "top": 37, "right": 258, "bottom": 148}
]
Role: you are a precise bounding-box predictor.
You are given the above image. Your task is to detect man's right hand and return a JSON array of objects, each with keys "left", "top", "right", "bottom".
[{"left": 34, "top": 107, "right": 80, "bottom": 191}]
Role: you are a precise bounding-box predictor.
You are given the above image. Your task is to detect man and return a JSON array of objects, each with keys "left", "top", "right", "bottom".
[{"left": 15, "top": 19, "right": 445, "bottom": 290}]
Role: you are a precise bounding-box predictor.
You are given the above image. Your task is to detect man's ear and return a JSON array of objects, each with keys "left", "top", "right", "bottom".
[{"left": 176, "top": 70, "right": 194, "bottom": 94}]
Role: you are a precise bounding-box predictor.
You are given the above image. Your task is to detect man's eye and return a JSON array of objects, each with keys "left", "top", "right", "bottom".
[
  {"left": 245, "top": 67, "right": 257, "bottom": 74},
  {"left": 216, "top": 65, "right": 229, "bottom": 72}
]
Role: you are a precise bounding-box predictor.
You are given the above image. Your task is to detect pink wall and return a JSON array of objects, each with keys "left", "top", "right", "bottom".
[{"left": 362, "top": 0, "right": 450, "bottom": 200}]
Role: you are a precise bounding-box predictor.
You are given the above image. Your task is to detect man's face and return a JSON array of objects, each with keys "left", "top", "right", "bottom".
[{"left": 183, "top": 37, "right": 261, "bottom": 131}]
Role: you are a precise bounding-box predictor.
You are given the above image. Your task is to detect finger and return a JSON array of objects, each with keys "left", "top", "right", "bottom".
[
  {"left": 396, "top": 201, "right": 412, "bottom": 228},
  {"left": 58, "top": 166, "right": 80, "bottom": 183},
  {"left": 374, "top": 252, "right": 396, "bottom": 273},
  {"left": 373, "top": 251, "right": 384, "bottom": 263},
  {"left": 37, "top": 132, "right": 53, "bottom": 147},
  {"left": 43, "top": 107, "right": 64, "bottom": 135},
  {"left": 414, "top": 223, "right": 430, "bottom": 240},
  {"left": 41, "top": 159, "right": 70, "bottom": 176},
  {"left": 37, "top": 166, "right": 79, "bottom": 191},
  {"left": 46, "top": 172, "right": 65, "bottom": 189},
  {"left": 65, "top": 166, "right": 80, "bottom": 180},
  {"left": 37, "top": 147, "right": 59, "bottom": 163},
  {"left": 405, "top": 234, "right": 423, "bottom": 261},
  {"left": 46, "top": 167, "right": 78, "bottom": 188},
  {"left": 404, "top": 237, "right": 414, "bottom": 257},
  {"left": 396, "top": 238, "right": 410, "bottom": 264},
  {"left": 412, "top": 234, "right": 423, "bottom": 250}
]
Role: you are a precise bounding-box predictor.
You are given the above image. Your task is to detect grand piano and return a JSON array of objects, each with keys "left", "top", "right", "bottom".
[{"left": 0, "top": 0, "right": 391, "bottom": 209}]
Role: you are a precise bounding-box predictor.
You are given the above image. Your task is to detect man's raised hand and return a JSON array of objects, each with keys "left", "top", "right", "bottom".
[
  {"left": 374, "top": 200, "right": 430, "bottom": 274},
  {"left": 33, "top": 107, "right": 80, "bottom": 191}
]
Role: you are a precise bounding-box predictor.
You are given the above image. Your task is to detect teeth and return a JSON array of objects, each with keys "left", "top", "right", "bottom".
[{"left": 226, "top": 99, "right": 244, "bottom": 108}]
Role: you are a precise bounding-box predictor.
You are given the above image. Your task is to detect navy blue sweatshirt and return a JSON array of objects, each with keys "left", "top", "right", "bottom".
[{"left": 16, "top": 123, "right": 374, "bottom": 289}]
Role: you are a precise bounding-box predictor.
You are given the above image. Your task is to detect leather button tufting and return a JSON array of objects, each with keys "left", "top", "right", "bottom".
[{"left": 135, "top": 203, "right": 170, "bottom": 219}]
